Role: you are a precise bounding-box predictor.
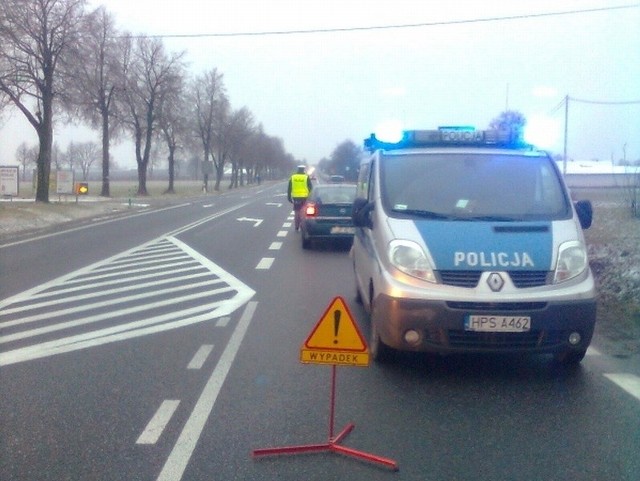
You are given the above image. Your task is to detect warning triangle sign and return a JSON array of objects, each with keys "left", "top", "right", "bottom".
[{"left": 303, "top": 297, "right": 368, "bottom": 352}]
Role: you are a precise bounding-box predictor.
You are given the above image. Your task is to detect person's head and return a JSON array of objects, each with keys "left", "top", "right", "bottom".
[{"left": 296, "top": 165, "right": 306, "bottom": 174}]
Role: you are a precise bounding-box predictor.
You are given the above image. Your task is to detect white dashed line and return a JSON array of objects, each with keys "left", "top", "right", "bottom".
[
  {"left": 276, "top": 230, "right": 288, "bottom": 237},
  {"left": 256, "top": 258, "right": 274, "bottom": 270},
  {"left": 269, "top": 242, "right": 282, "bottom": 250},
  {"left": 187, "top": 345, "right": 214, "bottom": 370},
  {"left": 156, "top": 301, "right": 257, "bottom": 481},
  {"left": 137, "top": 400, "right": 181, "bottom": 445},
  {"left": 283, "top": 222, "right": 292, "bottom": 228}
]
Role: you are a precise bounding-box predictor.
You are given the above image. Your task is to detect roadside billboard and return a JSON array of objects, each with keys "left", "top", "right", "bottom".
[{"left": 0, "top": 166, "right": 19, "bottom": 197}]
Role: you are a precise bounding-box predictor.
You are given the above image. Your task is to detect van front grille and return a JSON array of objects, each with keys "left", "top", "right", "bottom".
[
  {"left": 433, "top": 330, "right": 565, "bottom": 350},
  {"left": 446, "top": 301, "right": 547, "bottom": 311},
  {"left": 438, "top": 270, "right": 550, "bottom": 288},
  {"left": 438, "top": 271, "right": 482, "bottom": 287},
  {"left": 509, "top": 271, "right": 550, "bottom": 288}
]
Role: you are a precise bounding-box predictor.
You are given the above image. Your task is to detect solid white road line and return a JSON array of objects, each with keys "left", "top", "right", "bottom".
[
  {"left": 586, "top": 346, "right": 601, "bottom": 356},
  {"left": 155, "top": 301, "right": 257, "bottom": 481},
  {"left": 187, "top": 345, "right": 214, "bottom": 370},
  {"left": 604, "top": 373, "right": 640, "bottom": 402},
  {"left": 137, "top": 400, "right": 181, "bottom": 445}
]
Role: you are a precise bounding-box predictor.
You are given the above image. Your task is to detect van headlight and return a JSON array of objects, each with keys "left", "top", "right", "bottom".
[
  {"left": 389, "top": 240, "right": 437, "bottom": 283},
  {"left": 554, "top": 241, "right": 588, "bottom": 283}
]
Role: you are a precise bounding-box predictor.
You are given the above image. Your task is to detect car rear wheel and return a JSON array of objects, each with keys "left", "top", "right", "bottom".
[{"left": 301, "top": 230, "right": 311, "bottom": 249}]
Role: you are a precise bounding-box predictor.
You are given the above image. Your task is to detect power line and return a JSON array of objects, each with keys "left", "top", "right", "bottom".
[
  {"left": 126, "top": 3, "right": 640, "bottom": 39},
  {"left": 548, "top": 98, "right": 567, "bottom": 116},
  {"left": 549, "top": 95, "right": 640, "bottom": 116},
  {"left": 570, "top": 97, "right": 640, "bottom": 105}
]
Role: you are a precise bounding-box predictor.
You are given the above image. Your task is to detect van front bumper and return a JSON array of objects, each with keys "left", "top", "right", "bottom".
[{"left": 372, "top": 294, "right": 597, "bottom": 355}]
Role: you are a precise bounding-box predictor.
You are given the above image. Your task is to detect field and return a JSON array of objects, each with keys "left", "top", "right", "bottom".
[{"left": 576, "top": 187, "right": 640, "bottom": 357}]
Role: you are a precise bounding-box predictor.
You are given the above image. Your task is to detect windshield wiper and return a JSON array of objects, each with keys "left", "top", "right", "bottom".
[
  {"left": 393, "top": 209, "right": 453, "bottom": 220},
  {"left": 462, "top": 215, "right": 520, "bottom": 222}
]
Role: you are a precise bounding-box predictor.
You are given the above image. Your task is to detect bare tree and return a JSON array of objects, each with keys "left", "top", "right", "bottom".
[
  {"left": 190, "top": 68, "right": 228, "bottom": 192},
  {"left": 67, "top": 6, "right": 123, "bottom": 197},
  {"left": 329, "top": 140, "right": 362, "bottom": 182},
  {"left": 51, "top": 142, "right": 63, "bottom": 172},
  {"left": 0, "top": 0, "right": 86, "bottom": 202},
  {"left": 210, "top": 99, "right": 233, "bottom": 191},
  {"left": 119, "top": 36, "right": 185, "bottom": 196},
  {"left": 15, "top": 142, "right": 38, "bottom": 181},
  {"left": 226, "top": 107, "right": 255, "bottom": 189},
  {"left": 247, "top": 131, "right": 290, "bottom": 181},
  {"left": 489, "top": 110, "right": 527, "bottom": 137},
  {"left": 157, "top": 66, "right": 188, "bottom": 194},
  {"left": 65, "top": 140, "right": 99, "bottom": 180}
]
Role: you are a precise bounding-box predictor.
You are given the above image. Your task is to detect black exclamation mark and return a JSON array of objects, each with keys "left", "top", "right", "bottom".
[{"left": 333, "top": 310, "right": 341, "bottom": 344}]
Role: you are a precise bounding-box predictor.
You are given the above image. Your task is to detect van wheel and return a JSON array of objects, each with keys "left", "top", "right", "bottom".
[
  {"left": 553, "top": 349, "right": 587, "bottom": 366},
  {"left": 370, "top": 321, "right": 394, "bottom": 362}
]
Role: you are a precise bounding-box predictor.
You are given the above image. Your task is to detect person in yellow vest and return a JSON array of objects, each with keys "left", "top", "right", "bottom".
[{"left": 287, "top": 165, "right": 313, "bottom": 230}]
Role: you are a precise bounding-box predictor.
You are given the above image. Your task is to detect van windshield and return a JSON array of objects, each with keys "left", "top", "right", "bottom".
[{"left": 380, "top": 152, "right": 571, "bottom": 221}]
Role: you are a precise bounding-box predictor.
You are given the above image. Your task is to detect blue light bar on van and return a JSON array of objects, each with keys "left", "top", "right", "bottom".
[{"left": 364, "top": 127, "right": 528, "bottom": 152}]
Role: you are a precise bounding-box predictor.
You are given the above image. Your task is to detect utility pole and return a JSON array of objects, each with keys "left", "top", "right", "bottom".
[
  {"left": 563, "top": 95, "right": 569, "bottom": 175},
  {"left": 505, "top": 83, "right": 510, "bottom": 110}
]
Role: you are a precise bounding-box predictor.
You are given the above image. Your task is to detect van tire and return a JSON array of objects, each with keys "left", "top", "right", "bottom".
[
  {"left": 370, "top": 321, "right": 394, "bottom": 362},
  {"left": 553, "top": 349, "right": 587, "bottom": 366},
  {"left": 354, "top": 284, "right": 363, "bottom": 304}
]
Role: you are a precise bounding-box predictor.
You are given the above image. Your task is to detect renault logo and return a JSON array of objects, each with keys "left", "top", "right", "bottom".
[{"left": 487, "top": 273, "right": 504, "bottom": 292}]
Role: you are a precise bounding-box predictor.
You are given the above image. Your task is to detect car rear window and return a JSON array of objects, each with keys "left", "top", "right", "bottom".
[{"left": 311, "top": 186, "right": 356, "bottom": 204}]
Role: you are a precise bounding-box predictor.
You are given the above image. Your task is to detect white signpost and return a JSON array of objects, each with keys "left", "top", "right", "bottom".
[
  {"left": 0, "top": 166, "right": 19, "bottom": 197},
  {"left": 56, "top": 170, "right": 74, "bottom": 195}
]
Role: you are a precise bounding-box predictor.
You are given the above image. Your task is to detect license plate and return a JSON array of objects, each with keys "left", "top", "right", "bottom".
[
  {"left": 465, "top": 315, "right": 531, "bottom": 332},
  {"left": 330, "top": 226, "right": 355, "bottom": 234}
]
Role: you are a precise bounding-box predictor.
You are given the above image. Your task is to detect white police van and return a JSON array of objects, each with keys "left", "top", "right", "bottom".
[{"left": 351, "top": 127, "right": 596, "bottom": 365}]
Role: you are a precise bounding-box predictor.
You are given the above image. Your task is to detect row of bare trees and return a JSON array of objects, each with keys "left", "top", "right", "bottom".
[
  {"left": 0, "top": 0, "right": 295, "bottom": 202},
  {"left": 16, "top": 140, "right": 100, "bottom": 181}
]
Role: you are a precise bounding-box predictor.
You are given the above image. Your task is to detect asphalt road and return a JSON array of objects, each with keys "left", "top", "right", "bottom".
[{"left": 1, "top": 182, "right": 639, "bottom": 481}]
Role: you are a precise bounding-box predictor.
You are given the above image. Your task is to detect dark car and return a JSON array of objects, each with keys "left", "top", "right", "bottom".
[{"left": 300, "top": 183, "right": 357, "bottom": 249}]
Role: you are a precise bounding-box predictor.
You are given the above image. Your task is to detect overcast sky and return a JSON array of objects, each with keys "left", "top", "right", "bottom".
[{"left": 1, "top": 0, "right": 639, "bottom": 167}]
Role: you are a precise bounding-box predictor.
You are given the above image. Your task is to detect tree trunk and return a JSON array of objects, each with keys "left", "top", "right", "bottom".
[
  {"left": 35, "top": 132, "right": 51, "bottom": 203},
  {"left": 100, "top": 109, "right": 110, "bottom": 197},
  {"left": 214, "top": 163, "right": 223, "bottom": 191},
  {"left": 166, "top": 145, "right": 176, "bottom": 194},
  {"left": 137, "top": 162, "right": 148, "bottom": 196},
  {"left": 35, "top": 95, "right": 54, "bottom": 203}
]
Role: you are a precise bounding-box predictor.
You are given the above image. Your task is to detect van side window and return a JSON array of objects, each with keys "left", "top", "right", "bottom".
[{"left": 357, "top": 160, "right": 373, "bottom": 201}]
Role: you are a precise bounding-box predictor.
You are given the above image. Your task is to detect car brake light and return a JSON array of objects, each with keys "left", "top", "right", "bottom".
[{"left": 305, "top": 203, "right": 318, "bottom": 216}]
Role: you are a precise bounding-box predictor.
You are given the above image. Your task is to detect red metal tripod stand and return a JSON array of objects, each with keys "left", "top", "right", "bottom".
[{"left": 252, "top": 365, "right": 398, "bottom": 471}]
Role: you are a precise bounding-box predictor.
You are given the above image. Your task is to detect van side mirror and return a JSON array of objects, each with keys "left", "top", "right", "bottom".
[
  {"left": 352, "top": 197, "right": 373, "bottom": 228},
  {"left": 574, "top": 200, "right": 593, "bottom": 229}
]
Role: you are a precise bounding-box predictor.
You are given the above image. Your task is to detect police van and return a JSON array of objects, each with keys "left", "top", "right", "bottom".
[{"left": 351, "top": 127, "right": 596, "bottom": 365}]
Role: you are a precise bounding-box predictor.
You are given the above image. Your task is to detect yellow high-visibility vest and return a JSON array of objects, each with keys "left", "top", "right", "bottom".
[{"left": 290, "top": 173, "right": 310, "bottom": 198}]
